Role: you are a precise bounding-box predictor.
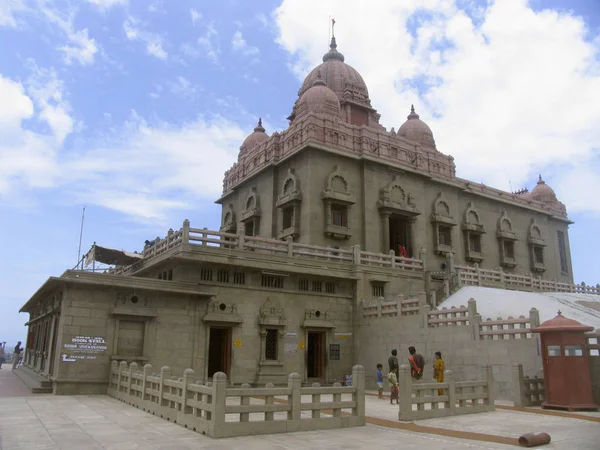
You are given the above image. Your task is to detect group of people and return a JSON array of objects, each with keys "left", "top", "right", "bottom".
[
  {"left": 376, "top": 347, "right": 445, "bottom": 404},
  {"left": 0, "top": 341, "right": 23, "bottom": 370}
]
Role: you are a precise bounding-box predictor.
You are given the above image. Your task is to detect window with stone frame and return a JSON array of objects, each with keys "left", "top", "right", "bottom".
[
  {"left": 241, "top": 189, "right": 261, "bottom": 238},
  {"left": 276, "top": 170, "right": 302, "bottom": 240},
  {"left": 463, "top": 204, "right": 485, "bottom": 263},
  {"left": 371, "top": 282, "right": 385, "bottom": 299},
  {"left": 244, "top": 220, "right": 256, "bottom": 236},
  {"left": 264, "top": 329, "right": 278, "bottom": 361},
  {"left": 557, "top": 231, "right": 568, "bottom": 274},
  {"left": 528, "top": 220, "right": 546, "bottom": 273},
  {"left": 298, "top": 279, "right": 309, "bottom": 291},
  {"left": 431, "top": 194, "right": 456, "bottom": 255},
  {"left": 497, "top": 213, "right": 518, "bottom": 268},
  {"left": 323, "top": 167, "right": 355, "bottom": 240},
  {"left": 331, "top": 204, "right": 348, "bottom": 227},
  {"left": 533, "top": 246, "right": 544, "bottom": 264}
]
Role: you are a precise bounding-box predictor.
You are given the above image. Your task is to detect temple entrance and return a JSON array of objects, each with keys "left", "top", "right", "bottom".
[
  {"left": 307, "top": 331, "right": 326, "bottom": 379},
  {"left": 389, "top": 215, "right": 412, "bottom": 257},
  {"left": 208, "top": 327, "right": 231, "bottom": 378}
]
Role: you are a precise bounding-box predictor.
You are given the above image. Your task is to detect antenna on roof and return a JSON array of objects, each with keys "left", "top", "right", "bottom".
[{"left": 77, "top": 206, "right": 86, "bottom": 270}]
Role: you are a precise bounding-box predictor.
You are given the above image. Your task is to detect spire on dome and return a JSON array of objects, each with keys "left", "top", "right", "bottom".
[
  {"left": 254, "top": 118, "right": 265, "bottom": 133},
  {"left": 312, "top": 71, "right": 326, "bottom": 87},
  {"left": 322, "top": 35, "right": 345, "bottom": 62},
  {"left": 538, "top": 174, "right": 544, "bottom": 184},
  {"left": 407, "top": 104, "right": 420, "bottom": 120}
]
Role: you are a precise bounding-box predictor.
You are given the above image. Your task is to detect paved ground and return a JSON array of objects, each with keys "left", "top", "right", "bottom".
[{"left": 1, "top": 367, "right": 599, "bottom": 449}]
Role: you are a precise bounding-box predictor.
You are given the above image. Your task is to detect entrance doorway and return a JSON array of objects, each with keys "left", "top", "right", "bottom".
[
  {"left": 307, "top": 331, "right": 326, "bottom": 379},
  {"left": 389, "top": 215, "right": 412, "bottom": 257},
  {"left": 207, "top": 327, "right": 231, "bottom": 378}
]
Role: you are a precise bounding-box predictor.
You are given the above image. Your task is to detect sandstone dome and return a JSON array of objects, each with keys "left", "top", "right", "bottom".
[
  {"left": 398, "top": 105, "right": 436, "bottom": 149},
  {"left": 239, "top": 118, "right": 268, "bottom": 158},
  {"left": 295, "top": 77, "right": 341, "bottom": 119},
  {"left": 530, "top": 175, "right": 558, "bottom": 204},
  {"left": 297, "top": 37, "right": 371, "bottom": 109}
]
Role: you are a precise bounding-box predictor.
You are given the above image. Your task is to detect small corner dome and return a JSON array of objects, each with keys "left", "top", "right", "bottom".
[
  {"left": 239, "top": 119, "right": 268, "bottom": 157},
  {"left": 295, "top": 77, "right": 341, "bottom": 119},
  {"left": 530, "top": 175, "right": 558, "bottom": 204},
  {"left": 398, "top": 105, "right": 436, "bottom": 149}
]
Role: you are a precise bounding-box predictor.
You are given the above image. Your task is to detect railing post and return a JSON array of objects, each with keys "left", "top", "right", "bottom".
[
  {"left": 529, "top": 307, "right": 540, "bottom": 328},
  {"left": 421, "top": 304, "right": 431, "bottom": 328},
  {"left": 445, "top": 251, "right": 454, "bottom": 274},
  {"left": 419, "top": 247, "right": 427, "bottom": 271},
  {"left": 288, "top": 372, "right": 302, "bottom": 421},
  {"left": 483, "top": 364, "right": 495, "bottom": 410},
  {"left": 118, "top": 361, "right": 127, "bottom": 393},
  {"left": 389, "top": 249, "right": 396, "bottom": 268},
  {"left": 475, "top": 263, "right": 481, "bottom": 286},
  {"left": 430, "top": 289, "right": 437, "bottom": 309},
  {"left": 397, "top": 365, "right": 412, "bottom": 421},
  {"left": 353, "top": 245, "right": 361, "bottom": 265},
  {"left": 286, "top": 236, "right": 294, "bottom": 257},
  {"left": 159, "top": 366, "right": 171, "bottom": 406},
  {"left": 182, "top": 369, "right": 194, "bottom": 414},
  {"left": 211, "top": 372, "right": 227, "bottom": 434},
  {"left": 512, "top": 363, "right": 526, "bottom": 408},
  {"left": 182, "top": 219, "right": 190, "bottom": 244},
  {"left": 142, "top": 364, "right": 152, "bottom": 401},
  {"left": 445, "top": 370, "right": 456, "bottom": 414},
  {"left": 264, "top": 383, "right": 275, "bottom": 421},
  {"left": 237, "top": 230, "right": 245, "bottom": 250},
  {"left": 109, "top": 360, "right": 118, "bottom": 389},
  {"left": 240, "top": 383, "right": 251, "bottom": 422},
  {"left": 352, "top": 365, "right": 365, "bottom": 421},
  {"left": 128, "top": 362, "right": 138, "bottom": 396},
  {"left": 311, "top": 382, "right": 321, "bottom": 419}
]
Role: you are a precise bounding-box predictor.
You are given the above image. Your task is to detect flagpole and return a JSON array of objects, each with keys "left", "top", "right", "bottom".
[
  {"left": 328, "top": 15, "right": 331, "bottom": 42},
  {"left": 77, "top": 206, "right": 86, "bottom": 270}
]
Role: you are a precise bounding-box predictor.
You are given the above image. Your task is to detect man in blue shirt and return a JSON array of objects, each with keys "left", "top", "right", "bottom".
[{"left": 376, "top": 363, "right": 384, "bottom": 398}]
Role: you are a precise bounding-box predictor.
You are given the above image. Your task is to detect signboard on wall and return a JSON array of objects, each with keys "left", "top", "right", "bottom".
[
  {"left": 334, "top": 332, "right": 352, "bottom": 341},
  {"left": 284, "top": 332, "right": 298, "bottom": 355},
  {"left": 62, "top": 336, "right": 107, "bottom": 362}
]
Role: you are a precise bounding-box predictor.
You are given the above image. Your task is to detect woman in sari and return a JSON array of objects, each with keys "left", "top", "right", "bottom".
[{"left": 433, "top": 351, "right": 445, "bottom": 396}]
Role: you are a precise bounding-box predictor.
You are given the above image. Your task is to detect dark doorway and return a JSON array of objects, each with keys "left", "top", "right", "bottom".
[
  {"left": 307, "top": 331, "right": 326, "bottom": 379},
  {"left": 208, "top": 327, "right": 231, "bottom": 378},
  {"left": 389, "top": 215, "right": 412, "bottom": 257}
]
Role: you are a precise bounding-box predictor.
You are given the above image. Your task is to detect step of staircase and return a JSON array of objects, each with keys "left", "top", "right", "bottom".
[{"left": 13, "top": 367, "right": 53, "bottom": 394}]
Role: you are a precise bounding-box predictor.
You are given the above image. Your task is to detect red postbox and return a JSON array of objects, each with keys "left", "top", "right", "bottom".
[{"left": 531, "top": 311, "right": 598, "bottom": 411}]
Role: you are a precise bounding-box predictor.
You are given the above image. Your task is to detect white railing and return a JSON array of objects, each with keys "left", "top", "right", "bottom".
[
  {"left": 361, "top": 296, "right": 421, "bottom": 318},
  {"left": 457, "top": 264, "right": 600, "bottom": 296},
  {"left": 108, "top": 362, "right": 366, "bottom": 439},
  {"left": 397, "top": 364, "right": 495, "bottom": 420},
  {"left": 113, "top": 220, "right": 424, "bottom": 275},
  {"left": 512, "top": 364, "right": 545, "bottom": 407}
]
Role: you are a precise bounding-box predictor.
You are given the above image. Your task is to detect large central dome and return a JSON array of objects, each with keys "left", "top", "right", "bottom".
[{"left": 297, "top": 37, "right": 371, "bottom": 108}]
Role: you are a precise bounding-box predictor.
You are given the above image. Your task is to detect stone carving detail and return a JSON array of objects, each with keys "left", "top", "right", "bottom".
[
  {"left": 220, "top": 204, "right": 236, "bottom": 233},
  {"left": 431, "top": 192, "right": 455, "bottom": 225},
  {"left": 258, "top": 297, "right": 286, "bottom": 325},
  {"left": 463, "top": 202, "right": 485, "bottom": 233},
  {"left": 276, "top": 168, "right": 302, "bottom": 207},
  {"left": 305, "top": 309, "right": 330, "bottom": 320},
  {"left": 377, "top": 175, "right": 419, "bottom": 216},
  {"left": 528, "top": 218, "right": 545, "bottom": 245},
  {"left": 208, "top": 296, "right": 238, "bottom": 314},
  {"left": 241, "top": 187, "right": 261, "bottom": 222},
  {"left": 496, "top": 211, "right": 517, "bottom": 240},
  {"left": 323, "top": 166, "right": 354, "bottom": 203}
]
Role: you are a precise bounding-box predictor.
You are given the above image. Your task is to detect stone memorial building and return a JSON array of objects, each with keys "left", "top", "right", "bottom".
[{"left": 19, "top": 36, "right": 575, "bottom": 396}]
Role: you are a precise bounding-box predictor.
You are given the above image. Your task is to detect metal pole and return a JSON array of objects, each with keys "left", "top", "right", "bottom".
[{"left": 77, "top": 206, "right": 86, "bottom": 270}]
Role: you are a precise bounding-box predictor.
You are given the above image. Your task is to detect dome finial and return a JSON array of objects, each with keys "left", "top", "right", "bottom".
[
  {"left": 322, "top": 22, "right": 345, "bottom": 63},
  {"left": 254, "top": 118, "right": 265, "bottom": 133},
  {"left": 538, "top": 174, "right": 543, "bottom": 183},
  {"left": 407, "top": 104, "right": 420, "bottom": 120},
  {"left": 557, "top": 310, "right": 562, "bottom": 316}
]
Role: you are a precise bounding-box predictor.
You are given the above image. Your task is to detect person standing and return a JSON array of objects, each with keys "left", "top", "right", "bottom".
[
  {"left": 0, "top": 342, "right": 5, "bottom": 369},
  {"left": 433, "top": 351, "right": 445, "bottom": 395},
  {"left": 12, "top": 341, "right": 22, "bottom": 370},
  {"left": 408, "top": 346, "right": 424, "bottom": 381},
  {"left": 388, "top": 349, "right": 399, "bottom": 376}
]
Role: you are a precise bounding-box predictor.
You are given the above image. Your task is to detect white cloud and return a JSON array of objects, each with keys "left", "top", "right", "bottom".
[
  {"left": 86, "top": 0, "right": 127, "bottom": 9},
  {"left": 198, "top": 22, "right": 220, "bottom": 63},
  {"left": 190, "top": 8, "right": 202, "bottom": 25},
  {"left": 123, "top": 17, "right": 168, "bottom": 60},
  {"left": 232, "top": 30, "right": 259, "bottom": 56},
  {"left": 41, "top": 5, "right": 98, "bottom": 65},
  {"left": 167, "top": 76, "right": 201, "bottom": 99},
  {"left": 0, "top": 66, "right": 74, "bottom": 195},
  {"left": 256, "top": 13, "right": 268, "bottom": 28},
  {"left": 274, "top": 0, "right": 600, "bottom": 215},
  {"left": 0, "top": 0, "right": 26, "bottom": 27},
  {"left": 148, "top": 1, "right": 164, "bottom": 13}
]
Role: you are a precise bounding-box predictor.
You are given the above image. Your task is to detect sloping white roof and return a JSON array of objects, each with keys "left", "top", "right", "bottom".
[{"left": 440, "top": 286, "right": 600, "bottom": 330}]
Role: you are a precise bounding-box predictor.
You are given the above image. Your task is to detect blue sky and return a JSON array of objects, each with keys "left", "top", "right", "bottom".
[{"left": 1, "top": 0, "right": 599, "bottom": 345}]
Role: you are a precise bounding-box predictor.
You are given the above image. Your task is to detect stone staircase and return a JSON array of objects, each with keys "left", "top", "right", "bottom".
[{"left": 13, "top": 367, "right": 53, "bottom": 394}]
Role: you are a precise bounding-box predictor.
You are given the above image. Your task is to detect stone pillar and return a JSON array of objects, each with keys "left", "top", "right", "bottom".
[
  {"left": 182, "top": 369, "right": 195, "bottom": 414},
  {"left": 421, "top": 304, "right": 431, "bottom": 328},
  {"left": 159, "top": 366, "right": 171, "bottom": 406},
  {"left": 288, "top": 372, "right": 302, "bottom": 421},
  {"left": 445, "top": 370, "right": 456, "bottom": 414},
  {"left": 128, "top": 362, "right": 138, "bottom": 396},
  {"left": 118, "top": 361, "right": 128, "bottom": 393},
  {"left": 286, "top": 236, "right": 294, "bottom": 257},
  {"left": 110, "top": 360, "right": 118, "bottom": 389},
  {"left": 446, "top": 252, "right": 454, "bottom": 274},
  {"left": 182, "top": 219, "right": 190, "bottom": 244},
  {"left": 389, "top": 250, "right": 396, "bottom": 268},
  {"left": 240, "top": 383, "right": 251, "bottom": 422},
  {"left": 142, "top": 364, "right": 152, "bottom": 401},
  {"left": 353, "top": 245, "right": 361, "bottom": 265},
  {"left": 529, "top": 307, "right": 540, "bottom": 328},
  {"left": 419, "top": 247, "right": 427, "bottom": 270},
  {"left": 409, "top": 217, "right": 417, "bottom": 257},
  {"left": 397, "top": 365, "right": 413, "bottom": 421},
  {"left": 512, "top": 363, "right": 526, "bottom": 408},
  {"left": 381, "top": 213, "right": 391, "bottom": 253},
  {"left": 352, "top": 365, "right": 365, "bottom": 422},
  {"left": 475, "top": 263, "right": 482, "bottom": 286},
  {"left": 212, "top": 372, "right": 227, "bottom": 429},
  {"left": 483, "top": 364, "right": 495, "bottom": 409}
]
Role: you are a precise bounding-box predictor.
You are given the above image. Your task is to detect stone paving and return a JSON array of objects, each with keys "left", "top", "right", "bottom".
[{"left": 1, "top": 367, "right": 599, "bottom": 449}]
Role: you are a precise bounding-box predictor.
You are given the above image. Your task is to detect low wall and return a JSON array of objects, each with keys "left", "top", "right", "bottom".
[
  {"left": 397, "top": 364, "right": 495, "bottom": 421},
  {"left": 358, "top": 297, "right": 542, "bottom": 400},
  {"left": 107, "top": 361, "right": 366, "bottom": 438},
  {"left": 512, "top": 363, "right": 545, "bottom": 407}
]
